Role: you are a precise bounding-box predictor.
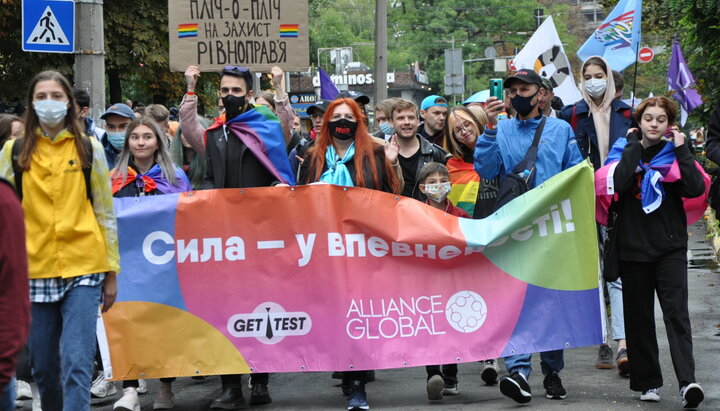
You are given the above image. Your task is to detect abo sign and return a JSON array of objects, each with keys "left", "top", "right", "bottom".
[{"left": 22, "top": 0, "right": 75, "bottom": 53}]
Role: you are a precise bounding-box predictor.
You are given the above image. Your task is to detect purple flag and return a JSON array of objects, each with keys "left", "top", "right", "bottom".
[
  {"left": 667, "top": 38, "right": 703, "bottom": 114},
  {"left": 319, "top": 67, "right": 339, "bottom": 100}
]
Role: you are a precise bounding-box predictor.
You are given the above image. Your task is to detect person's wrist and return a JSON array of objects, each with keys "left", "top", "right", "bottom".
[{"left": 186, "top": 90, "right": 195, "bottom": 96}]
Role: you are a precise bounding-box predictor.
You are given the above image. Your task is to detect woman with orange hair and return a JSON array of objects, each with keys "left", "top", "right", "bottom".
[
  {"left": 299, "top": 98, "right": 399, "bottom": 194},
  {"left": 298, "top": 98, "right": 398, "bottom": 410}
]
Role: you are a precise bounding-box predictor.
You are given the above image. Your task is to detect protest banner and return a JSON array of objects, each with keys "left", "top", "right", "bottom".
[
  {"left": 168, "top": 0, "right": 309, "bottom": 72},
  {"left": 99, "top": 161, "right": 602, "bottom": 380}
]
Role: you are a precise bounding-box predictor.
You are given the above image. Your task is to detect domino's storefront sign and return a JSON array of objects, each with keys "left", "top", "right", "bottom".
[{"left": 22, "top": 0, "right": 75, "bottom": 53}]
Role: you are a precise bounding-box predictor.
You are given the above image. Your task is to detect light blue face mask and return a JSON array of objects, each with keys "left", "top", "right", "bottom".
[
  {"left": 106, "top": 132, "right": 126, "bottom": 150},
  {"left": 33, "top": 99, "right": 68, "bottom": 127},
  {"left": 379, "top": 121, "right": 394, "bottom": 136}
]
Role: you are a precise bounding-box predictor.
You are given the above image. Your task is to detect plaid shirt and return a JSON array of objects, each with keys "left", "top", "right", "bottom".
[{"left": 29, "top": 273, "right": 105, "bottom": 303}]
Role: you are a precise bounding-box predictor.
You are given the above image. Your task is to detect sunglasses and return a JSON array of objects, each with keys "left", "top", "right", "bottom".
[{"left": 223, "top": 66, "right": 249, "bottom": 74}]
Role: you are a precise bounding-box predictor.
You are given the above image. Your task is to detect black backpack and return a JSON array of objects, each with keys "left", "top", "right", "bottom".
[
  {"left": 11, "top": 137, "right": 94, "bottom": 203},
  {"left": 492, "top": 117, "right": 546, "bottom": 212}
]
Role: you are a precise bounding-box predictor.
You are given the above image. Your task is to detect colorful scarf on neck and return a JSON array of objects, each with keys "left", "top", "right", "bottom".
[
  {"left": 112, "top": 164, "right": 191, "bottom": 195},
  {"left": 206, "top": 105, "right": 295, "bottom": 185},
  {"left": 446, "top": 157, "right": 480, "bottom": 216},
  {"left": 319, "top": 143, "right": 356, "bottom": 187},
  {"left": 595, "top": 138, "right": 710, "bottom": 225}
]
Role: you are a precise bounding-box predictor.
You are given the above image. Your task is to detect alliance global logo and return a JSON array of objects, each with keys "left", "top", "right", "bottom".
[
  {"left": 227, "top": 302, "right": 312, "bottom": 345},
  {"left": 345, "top": 290, "right": 488, "bottom": 339}
]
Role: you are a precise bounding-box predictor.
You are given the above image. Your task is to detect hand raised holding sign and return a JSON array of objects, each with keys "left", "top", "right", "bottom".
[{"left": 185, "top": 65, "right": 201, "bottom": 93}]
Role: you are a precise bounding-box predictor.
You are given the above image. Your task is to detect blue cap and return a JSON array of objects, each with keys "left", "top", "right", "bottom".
[
  {"left": 101, "top": 103, "right": 135, "bottom": 120},
  {"left": 420, "top": 95, "right": 448, "bottom": 111}
]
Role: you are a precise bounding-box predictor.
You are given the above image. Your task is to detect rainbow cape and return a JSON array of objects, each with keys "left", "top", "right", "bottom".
[
  {"left": 112, "top": 164, "right": 191, "bottom": 195},
  {"left": 447, "top": 157, "right": 480, "bottom": 216},
  {"left": 595, "top": 138, "right": 710, "bottom": 226},
  {"left": 207, "top": 106, "right": 295, "bottom": 185}
]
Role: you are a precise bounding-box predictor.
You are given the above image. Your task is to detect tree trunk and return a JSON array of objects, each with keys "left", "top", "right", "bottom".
[{"left": 108, "top": 69, "right": 122, "bottom": 104}]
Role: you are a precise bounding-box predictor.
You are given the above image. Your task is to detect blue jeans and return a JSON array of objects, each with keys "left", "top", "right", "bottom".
[
  {"left": 29, "top": 284, "right": 101, "bottom": 411},
  {"left": 607, "top": 279, "right": 626, "bottom": 340},
  {"left": 504, "top": 350, "right": 564, "bottom": 379},
  {"left": 0, "top": 376, "right": 15, "bottom": 411}
]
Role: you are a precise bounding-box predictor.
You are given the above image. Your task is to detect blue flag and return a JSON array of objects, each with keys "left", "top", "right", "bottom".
[
  {"left": 319, "top": 67, "right": 339, "bottom": 100},
  {"left": 577, "top": 0, "right": 642, "bottom": 72}
]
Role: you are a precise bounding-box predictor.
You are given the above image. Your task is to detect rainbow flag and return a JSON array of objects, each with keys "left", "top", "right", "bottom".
[
  {"left": 279, "top": 24, "right": 299, "bottom": 38},
  {"left": 447, "top": 157, "right": 480, "bottom": 216},
  {"left": 210, "top": 105, "right": 295, "bottom": 185},
  {"left": 178, "top": 24, "right": 198, "bottom": 38}
]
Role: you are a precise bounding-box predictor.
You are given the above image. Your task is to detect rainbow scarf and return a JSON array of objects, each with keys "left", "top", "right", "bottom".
[
  {"left": 595, "top": 138, "right": 710, "bottom": 225},
  {"left": 207, "top": 105, "right": 295, "bottom": 185},
  {"left": 112, "top": 164, "right": 191, "bottom": 195},
  {"left": 446, "top": 157, "right": 480, "bottom": 216}
]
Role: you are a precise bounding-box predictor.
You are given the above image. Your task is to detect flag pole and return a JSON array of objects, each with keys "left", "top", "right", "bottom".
[{"left": 630, "top": 45, "right": 640, "bottom": 108}]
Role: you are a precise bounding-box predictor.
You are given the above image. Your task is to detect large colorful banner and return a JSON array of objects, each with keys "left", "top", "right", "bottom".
[{"left": 100, "top": 161, "right": 602, "bottom": 380}]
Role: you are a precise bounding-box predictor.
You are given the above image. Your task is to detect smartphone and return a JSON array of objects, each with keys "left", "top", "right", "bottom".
[{"left": 490, "top": 78, "right": 504, "bottom": 101}]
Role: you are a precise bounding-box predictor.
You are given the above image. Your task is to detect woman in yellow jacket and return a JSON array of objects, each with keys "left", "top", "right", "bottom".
[{"left": 0, "top": 71, "right": 119, "bottom": 411}]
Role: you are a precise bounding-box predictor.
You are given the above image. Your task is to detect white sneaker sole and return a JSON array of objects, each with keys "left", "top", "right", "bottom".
[{"left": 640, "top": 393, "right": 660, "bottom": 402}]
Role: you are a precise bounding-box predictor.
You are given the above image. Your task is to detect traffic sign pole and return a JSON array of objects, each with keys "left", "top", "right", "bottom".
[{"left": 74, "top": 0, "right": 106, "bottom": 124}]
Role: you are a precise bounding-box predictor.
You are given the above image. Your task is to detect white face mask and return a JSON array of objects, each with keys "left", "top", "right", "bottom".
[
  {"left": 423, "top": 182, "right": 452, "bottom": 203},
  {"left": 34, "top": 99, "right": 68, "bottom": 127},
  {"left": 584, "top": 78, "right": 608, "bottom": 99}
]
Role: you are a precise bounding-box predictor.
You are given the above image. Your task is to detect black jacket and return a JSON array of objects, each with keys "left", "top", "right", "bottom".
[
  {"left": 704, "top": 101, "right": 720, "bottom": 164},
  {"left": 613, "top": 137, "right": 705, "bottom": 261},
  {"left": 204, "top": 125, "right": 278, "bottom": 189},
  {"left": 299, "top": 145, "right": 395, "bottom": 193}
]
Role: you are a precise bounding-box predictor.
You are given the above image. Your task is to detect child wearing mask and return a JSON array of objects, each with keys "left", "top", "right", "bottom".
[{"left": 418, "top": 162, "right": 469, "bottom": 218}]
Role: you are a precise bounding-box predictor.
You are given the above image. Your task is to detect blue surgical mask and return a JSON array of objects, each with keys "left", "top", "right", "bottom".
[
  {"left": 34, "top": 99, "right": 68, "bottom": 127},
  {"left": 379, "top": 121, "right": 394, "bottom": 136},
  {"left": 106, "top": 132, "right": 126, "bottom": 150}
]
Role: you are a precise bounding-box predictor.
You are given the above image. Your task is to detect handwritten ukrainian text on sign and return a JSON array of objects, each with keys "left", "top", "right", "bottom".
[{"left": 168, "top": 0, "right": 309, "bottom": 72}]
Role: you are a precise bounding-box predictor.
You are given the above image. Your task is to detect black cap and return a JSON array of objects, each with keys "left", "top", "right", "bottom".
[
  {"left": 307, "top": 99, "right": 331, "bottom": 116},
  {"left": 335, "top": 90, "right": 370, "bottom": 106},
  {"left": 503, "top": 69, "right": 543, "bottom": 89}
]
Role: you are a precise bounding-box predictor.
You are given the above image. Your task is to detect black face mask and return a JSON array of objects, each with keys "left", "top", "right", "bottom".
[
  {"left": 222, "top": 94, "right": 246, "bottom": 120},
  {"left": 328, "top": 118, "right": 357, "bottom": 141},
  {"left": 511, "top": 90, "right": 539, "bottom": 117}
]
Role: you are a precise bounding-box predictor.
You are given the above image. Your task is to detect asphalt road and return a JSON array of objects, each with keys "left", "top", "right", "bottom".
[{"left": 17, "top": 222, "right": 719, "bottom": 410}]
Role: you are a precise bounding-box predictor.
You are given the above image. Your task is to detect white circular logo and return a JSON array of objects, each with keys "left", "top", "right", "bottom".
[{"left": 445, "top": 291, "right": 488, "bottom": 333}]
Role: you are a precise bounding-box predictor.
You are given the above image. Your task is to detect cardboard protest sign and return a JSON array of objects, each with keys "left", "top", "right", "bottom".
[{"left": 169, "top": 0, "right": 309, "bottom": 72}]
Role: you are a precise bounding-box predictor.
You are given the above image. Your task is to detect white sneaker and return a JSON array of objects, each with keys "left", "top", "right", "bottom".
[
  {"left": 91, "top": 375, "right": 118, "bottom": 398},
  {"left": 153, "top": 382, "right": 176, "bottom": 410},
  {"left": 30, "top": 383, "right": 42, "bottom": 411},
  {"left": 137, "top": 379, "right": 148, "bottom": 394},
  {"left": 113, "top": 387, "right": 140, "bottom": 411},
  {"left": 681, "top": 383, "right": 704, "bottom": 408},
  {"left": 16, "top": 380, "right": 32, "bottom": 400},
  {"left": 15, "top": 400, "right": 23, "bottom": 409},
  {"left": 640, "top": 388, "right": 660, "bottom": 402}
]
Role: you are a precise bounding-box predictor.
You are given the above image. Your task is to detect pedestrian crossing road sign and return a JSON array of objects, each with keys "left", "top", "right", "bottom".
[{"left": 22, "top": 0, "right": 74, "bottom": 53}]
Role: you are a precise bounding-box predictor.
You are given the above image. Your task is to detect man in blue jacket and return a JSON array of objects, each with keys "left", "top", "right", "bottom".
[{"left": 474, "top": 69, "right": 583, "bottom": 404}]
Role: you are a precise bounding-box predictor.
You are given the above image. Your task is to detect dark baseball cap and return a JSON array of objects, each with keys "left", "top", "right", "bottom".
[
  {"left": 540, "top": 77, "right": 554, "bottom": 91},
  {"left": 503, "top": 69, "right": 543, "bottom": 89},
  {"left": 101, "top": 103, "right": 134, "bottom": 120},
  {"left": 307, "top": 99, "right": 331, "bottom": 117},
  {"left": 336, "top": 90, "right": 370, "bottom": 106}
]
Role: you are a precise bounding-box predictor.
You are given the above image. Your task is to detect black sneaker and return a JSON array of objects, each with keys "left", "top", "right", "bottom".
[
  {"left": 210, "top": 387, "right": 244, "bottom": 409},
  {"left": 442, "top": 382, "right": 459, "bottom": 396},
  {"left": 499, "top": 372, "right": 532, "bottom": 404},
  {"left": 249, "top": 383, "right": 272, "bottom": 405},
  {"left": 596, "top": 344, "right": 613, "bottom": 369},
  {"left": 543, "top": 371, "right": 567, "bottom": 399},
  {"left": 681, "top": 383, "right": 704, "bottom": 408},
  {"left": 616, "top": 348, "right": 629, "bottom": 377},
  {"left": 481, "top": 359, "right": 499, "bottom": 385}
]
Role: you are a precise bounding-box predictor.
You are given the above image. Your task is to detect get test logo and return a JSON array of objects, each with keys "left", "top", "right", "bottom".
[{"left": 227, "top": 302, "right": 312, "bottom": 345}]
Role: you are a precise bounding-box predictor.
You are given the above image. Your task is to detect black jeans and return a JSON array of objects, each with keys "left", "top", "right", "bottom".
[
  {"left": 221, "top": 373, "right": 269, "bottom": 389},
  {"left": 620, "top": 249, "right": 696, "bottom": 392},
  {"left": 425, "top": 364, "right": 458, "bottom": 384}
]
